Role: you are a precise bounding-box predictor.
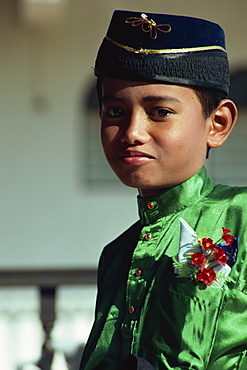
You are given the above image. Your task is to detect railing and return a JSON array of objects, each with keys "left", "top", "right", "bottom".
[
  {"left": 0, "top": 269, "right": 97, "bottom": 370},
  {"left": 0, "top": 269, "right": 97, "bottom": 286}
]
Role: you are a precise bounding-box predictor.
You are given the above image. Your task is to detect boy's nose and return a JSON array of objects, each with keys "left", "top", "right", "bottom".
[{"left": 120, "top": 112, "right": 149, "bottom": 145}]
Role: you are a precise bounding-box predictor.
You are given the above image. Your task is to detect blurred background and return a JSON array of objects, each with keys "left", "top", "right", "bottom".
[{"left": 0, "top": 0, "right": 246, "bottom": 368}]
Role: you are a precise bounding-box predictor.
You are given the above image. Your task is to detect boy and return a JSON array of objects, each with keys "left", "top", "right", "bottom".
[{"left": 80, "top": 10, "right": 247, "bottom": 369}]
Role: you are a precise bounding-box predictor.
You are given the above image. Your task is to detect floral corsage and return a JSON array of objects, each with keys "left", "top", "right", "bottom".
[{"left": 173, "top": 218, "right": 238, "bottom": 288}]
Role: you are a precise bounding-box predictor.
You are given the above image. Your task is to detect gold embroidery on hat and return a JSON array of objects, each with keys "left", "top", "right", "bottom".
[
  {"left": 106, "top": 36, "right": 227, "bottom": 54},
  {"left": 125, "top": 13, "right": 171, "bottom": 39}
]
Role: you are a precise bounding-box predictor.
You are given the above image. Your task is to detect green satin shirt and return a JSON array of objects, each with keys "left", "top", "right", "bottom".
[{"left": 80, "top": 167, "right": 247, "bottom": 370}]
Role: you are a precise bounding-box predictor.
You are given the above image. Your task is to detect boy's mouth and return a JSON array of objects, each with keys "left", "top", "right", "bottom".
[{"left": 119, "top": 150, "right": 154, "bottom": 165}]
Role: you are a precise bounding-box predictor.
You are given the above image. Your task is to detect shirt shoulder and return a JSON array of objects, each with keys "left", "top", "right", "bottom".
[{"left": 208, "top": 183, "right": 247, "bottom": 203}]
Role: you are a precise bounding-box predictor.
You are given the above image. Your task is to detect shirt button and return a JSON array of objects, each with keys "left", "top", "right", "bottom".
[
  {"left": 144, "top": 233, "right": 152, "bottom": 240},
  {"left": 128, "top": 306, "right": 135, "bottom": 314},
  {"left": 135, "top": 269, "right": 142, "bottom": 276}
]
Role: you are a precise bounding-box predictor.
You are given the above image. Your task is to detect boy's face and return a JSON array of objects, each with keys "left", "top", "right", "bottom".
[{"left": 100, "top": 78, "right": 213, "bottom": 196}]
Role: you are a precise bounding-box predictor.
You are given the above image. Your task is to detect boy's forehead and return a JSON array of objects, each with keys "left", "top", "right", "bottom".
[
  {"left": 95, "top": 10, "right": 230, "bottom": 95},
  {"left": 101, "top": 78, "right": 198, "bottom": 104}
]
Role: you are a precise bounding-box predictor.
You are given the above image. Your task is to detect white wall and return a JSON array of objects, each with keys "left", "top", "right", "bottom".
[{"left": 1, "top": 0, "right": 247, "bottom": 269}]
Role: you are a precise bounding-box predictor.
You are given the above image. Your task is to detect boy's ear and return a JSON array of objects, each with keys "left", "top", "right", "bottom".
[{"left": 207, "top": 99, "right": 238, "bottom": 149}]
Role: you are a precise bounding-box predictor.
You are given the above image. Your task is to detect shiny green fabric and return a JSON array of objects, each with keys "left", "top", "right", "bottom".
[{"left": 80, "top": 167, "right": 247, "bottom": 370}]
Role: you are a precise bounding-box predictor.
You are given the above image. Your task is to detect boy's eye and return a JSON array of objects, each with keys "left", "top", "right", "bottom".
[
  {"left": 105, "top": 108, "right": 125, "bottom": 118},
  {"left": 158, "top": 108, "right": 171, "bottom": 116},
  {"left": 150, "top": 108, "right": 172, "bottom": 117}
]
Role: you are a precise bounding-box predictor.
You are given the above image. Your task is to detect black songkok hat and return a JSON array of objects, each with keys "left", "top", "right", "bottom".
[{"left": 95, "top": 10, "right": 230, "bottom": 93}]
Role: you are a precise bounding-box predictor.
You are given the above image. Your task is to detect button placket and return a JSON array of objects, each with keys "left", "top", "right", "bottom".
[{"left": 124, "top": 225, "right": 156, "bottom": 335}]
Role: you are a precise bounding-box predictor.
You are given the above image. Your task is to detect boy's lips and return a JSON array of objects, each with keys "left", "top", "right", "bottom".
[{"left": 119, "top": 150, "right": 154, "bottom": 165}]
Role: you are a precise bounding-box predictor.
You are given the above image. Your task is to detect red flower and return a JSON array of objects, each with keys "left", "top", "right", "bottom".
[
  {"left": 214, "top": 248, "right": 227, "bottom": 265},
  {"left": 197, "top": 268, "right": 217, "bottom": 286},
  {"left": 222, "top": 227, "right": 234, "bottom": 246},
  {"left": 200, "top": 238, "right": 216, "bottom": 251},
  {"left": 190, "top": 252, "right": 207, "bottom": 269}
]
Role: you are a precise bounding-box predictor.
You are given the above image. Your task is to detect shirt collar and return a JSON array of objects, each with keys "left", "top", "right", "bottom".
[{"left": 137, "top": 167, "right": 215, "bottom": 225}]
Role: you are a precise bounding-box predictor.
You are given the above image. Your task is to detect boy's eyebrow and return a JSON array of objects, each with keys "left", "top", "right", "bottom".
[{"left": 143, "top": 95, "right": 180, "bottom": 103}]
